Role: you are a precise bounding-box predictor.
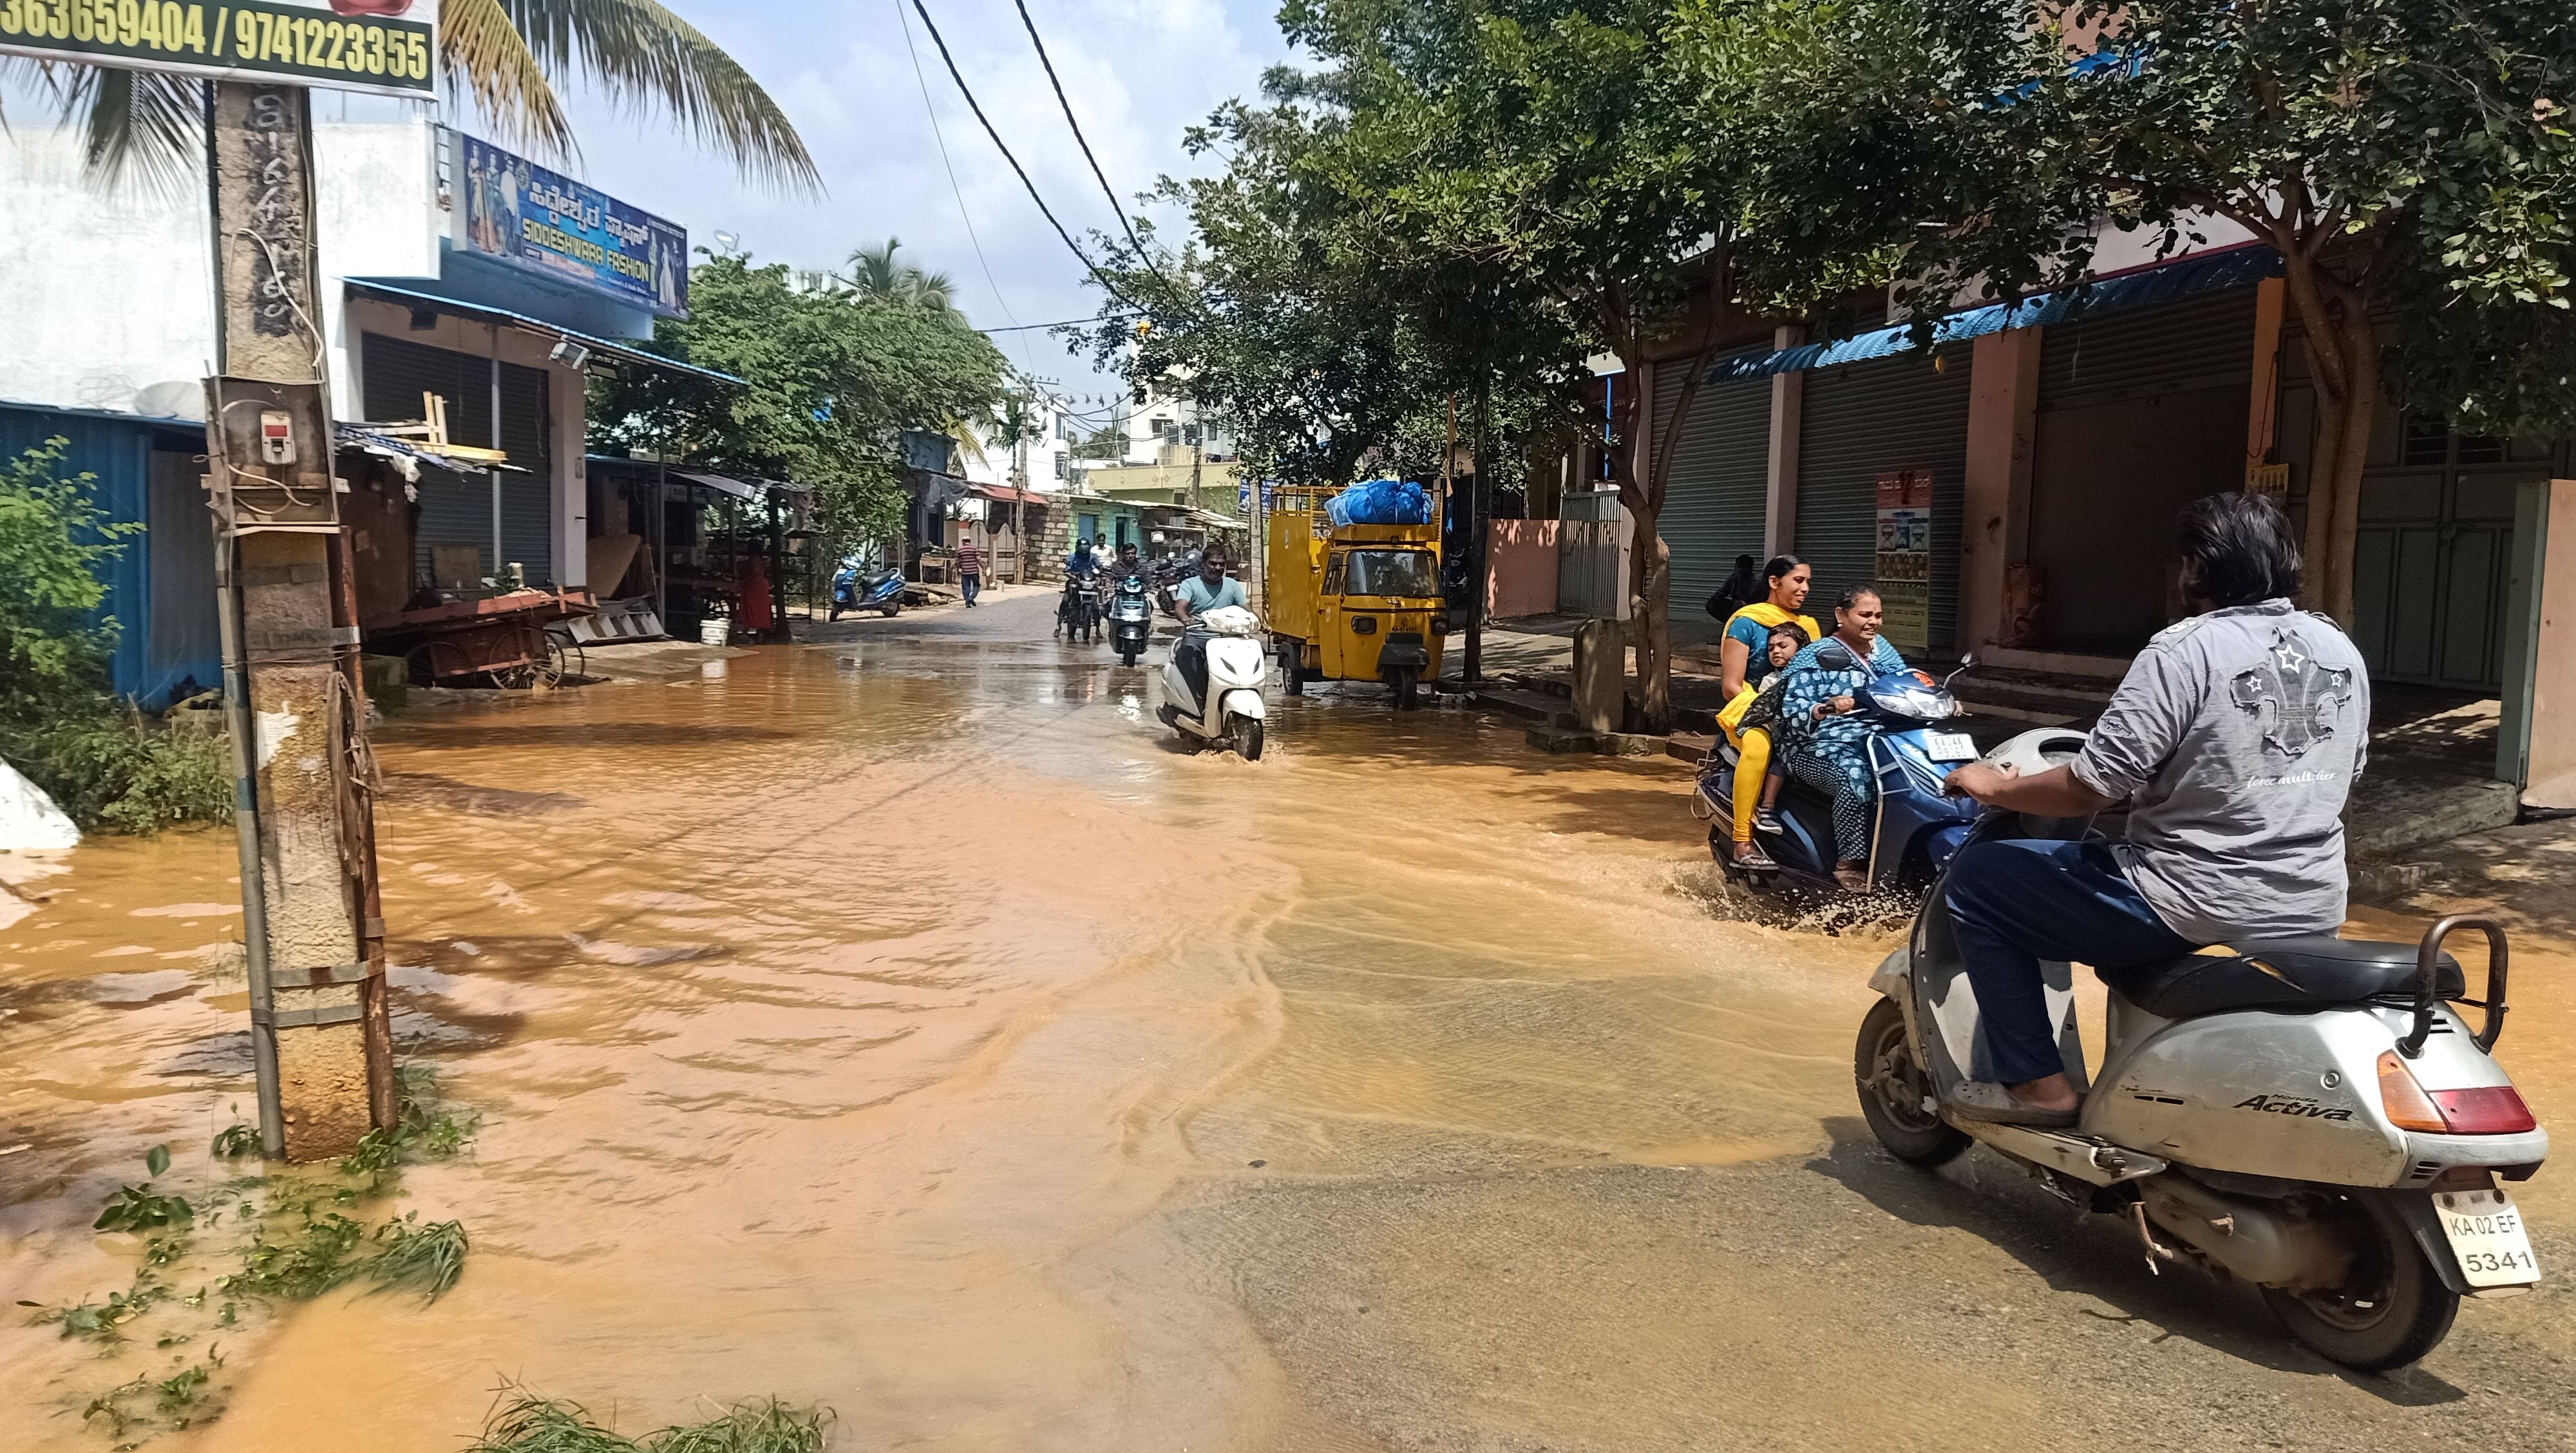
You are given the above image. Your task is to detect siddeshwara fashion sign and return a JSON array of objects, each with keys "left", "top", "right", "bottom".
[
  {"left": 0, "top": 0, "right": 437, "bottom": 98},
  {"left": 453, "top": 129, "right": 690, "bottom": 319}
]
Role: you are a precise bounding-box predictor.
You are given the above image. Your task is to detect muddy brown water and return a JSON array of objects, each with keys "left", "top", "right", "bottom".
[{"left": 4, "top": 609, "right": 2573, "bottom": 1450}]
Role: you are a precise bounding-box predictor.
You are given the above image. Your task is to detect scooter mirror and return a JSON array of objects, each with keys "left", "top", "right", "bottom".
[{"left": 1814, "top": 641, "right": 1859, "bottom": 672}]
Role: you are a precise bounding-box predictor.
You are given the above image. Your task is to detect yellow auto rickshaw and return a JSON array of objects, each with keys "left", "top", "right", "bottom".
[{"left": 1264, "top": 484, "right": 1449, "bottom": 709}]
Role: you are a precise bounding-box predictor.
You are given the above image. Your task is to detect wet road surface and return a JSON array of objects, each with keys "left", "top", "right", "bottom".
[{"left": 3, "top": 589, "right": 2573, "bottom": 1450}]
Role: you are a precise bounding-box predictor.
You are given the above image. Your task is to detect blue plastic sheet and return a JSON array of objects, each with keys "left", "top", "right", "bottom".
[{"left": 1325, "top": 478, "right": 1432, "bottom": 527}]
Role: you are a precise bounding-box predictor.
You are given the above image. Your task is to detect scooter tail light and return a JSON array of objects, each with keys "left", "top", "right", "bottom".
[
  {"left": 2378, "top": 1052, "right": 2539, "bottom": 1134},
  {"left": 2377, "top": 1051, "right": 2448, "bottom": 1133},
  {"left": 2430, "top": 1085, "right": 2539, "bottom": 1135}
]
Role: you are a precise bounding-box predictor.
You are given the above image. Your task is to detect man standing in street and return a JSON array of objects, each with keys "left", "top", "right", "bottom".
[{"left": 954, "top": 535, "right": 983, "bottom": 607}]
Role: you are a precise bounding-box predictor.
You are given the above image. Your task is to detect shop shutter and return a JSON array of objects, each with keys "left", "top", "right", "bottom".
[
  {"left": 1796, "top": 350, "right": 1973, "bottom": 648},
  {"left": 1653, "top": 355, "right": 1771, "bottom": 620},
  {"left": 496, "top": 361, "right": 554, "bottom": 584},
  {"left": 361, "top": 333, "right": 495, "bottom": 446},
  {"left": 2038, "top": 285, "right": 2256, "bottom": 412},
  {"left": 414, "top": 467, "right": 491, "bottom": 583}
]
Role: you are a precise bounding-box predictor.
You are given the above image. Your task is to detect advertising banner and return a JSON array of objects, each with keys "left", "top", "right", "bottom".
[
  {"left": 457, "top": 131, "right": 690, "bottom": 319},
  {"left": 1874, "top": 469, "right": 1934, "bottom": 653},
  {"left": 0, "top": 0, "right": 437, "bottom": 98}
]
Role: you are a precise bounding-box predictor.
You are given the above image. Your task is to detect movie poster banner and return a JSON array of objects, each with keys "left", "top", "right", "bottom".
[
  {"left": 456, "top": 131, "right": 690, "bottom": 319},
  {"left": 0, "top": 0, "right": 437, "bottom": 99}
]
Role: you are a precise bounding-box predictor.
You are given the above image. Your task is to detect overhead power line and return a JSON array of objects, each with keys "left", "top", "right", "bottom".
[
  {"left": 891, "top": 0, "right": 1031, "bottom": 372},
  {"left": 1008, "top": 0, "right": 1164, "bottom": 286},
  {"left": 984, "top": 311, "right": 1132, "bottom": 333},
  {"left": 905, "top": 0, "right": 1145, "bottom": 316}
]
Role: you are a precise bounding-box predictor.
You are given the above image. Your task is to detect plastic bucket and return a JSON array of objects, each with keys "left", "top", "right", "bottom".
[{"left": 699, "top": 616, "right": 732, "bottom": 647}]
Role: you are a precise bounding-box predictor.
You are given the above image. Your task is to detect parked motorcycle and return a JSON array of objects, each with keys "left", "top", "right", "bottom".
[
  {"left": 1157, "top": 604, "right": 1268, "bottom": 759},
  {"left": 1696, "top": 645, "right": 1982, "bottom": 896},
  {"left": 829, "top": 558, "right": 903, "bottom": 620},
  {"left": 1857, "top": 728, "right": 2546, "bottom": 1371},
  {"left": 1108, "top": 572, "right": 1155, "bottom": 667}
]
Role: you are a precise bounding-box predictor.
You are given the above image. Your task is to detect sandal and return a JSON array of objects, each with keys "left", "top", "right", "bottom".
[
  {"left": 1832, "top": 864, "right": 1870, "bottom": 894},
  {"left": 1947, "top": 1079, "right": 2079, "bottom": 1128},
  {"left": 1730, "top": 844, "right": 1779, "bottom": 871}
]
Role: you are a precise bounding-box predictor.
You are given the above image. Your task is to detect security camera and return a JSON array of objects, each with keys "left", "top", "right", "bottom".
[{"left": 550, "top": 339, "right": 592, "bottom": 369}]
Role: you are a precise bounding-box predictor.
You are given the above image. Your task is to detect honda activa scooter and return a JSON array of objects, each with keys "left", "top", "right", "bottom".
[
  {"left": 1697, "top": 645, "right": 1983, "bottom": 895},
  {"left": 1108, "top": 572, "right": 1154, "bottom": 667},
  {"left": 1157, "top": 603, "right": 1268, "bottom": 759},
  {"left": 828, "top": 558, "right": 903, "bottom": 620},
  {"left": 1858, "top": 728, "right": 2548, "bottom": 1371}
]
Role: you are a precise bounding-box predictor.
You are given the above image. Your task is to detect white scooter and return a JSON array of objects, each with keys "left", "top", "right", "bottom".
[
  {"left": 1158, "top": 603, "right": 1269, "bottom": 759},
  {"left": 1861, "top": 728, "right": 2546, "bottom": 1371}
]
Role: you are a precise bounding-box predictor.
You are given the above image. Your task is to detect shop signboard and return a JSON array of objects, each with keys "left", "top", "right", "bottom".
[
  {"left": 0, "top": 0, "right": 437, "bottom": 97},
  {"left": 1875, "top": 468, "right": 1933, "bottom": 654},
  {"left": 453, "top": 129, "right": 691, "bottom": 319}
]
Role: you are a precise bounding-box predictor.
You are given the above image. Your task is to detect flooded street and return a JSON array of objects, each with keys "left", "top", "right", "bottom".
[{"left": 5, "top": 591, "right": 2574, "bottom": 1452}]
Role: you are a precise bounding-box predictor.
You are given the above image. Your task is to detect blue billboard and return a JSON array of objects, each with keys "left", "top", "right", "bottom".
[{"left": 456, "top": 131, "right": 688, "bottom": 318}]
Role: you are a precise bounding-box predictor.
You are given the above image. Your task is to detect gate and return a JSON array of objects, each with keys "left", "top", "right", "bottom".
[
  {"left": 2351, "top": 416, "right": 2555, "bottom": 691},
  {"left": 1558, "top": 489, "right": 1631, "bottom": 619}
]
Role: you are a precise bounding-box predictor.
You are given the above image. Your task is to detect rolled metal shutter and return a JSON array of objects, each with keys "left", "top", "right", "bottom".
[
  {"left": 1796, "top": 350, "right": 1973, "bottom": 647},
  {"left": 1654, "top": 354, "right": 1771, "bottom": 619},
  {"left": 496, "top": 361, "right": 554, "bottom": 584},
  {"left": 2037, "top": 286, "right": 2257, "bottom": 412},
  {"left": 361, "top": 333, "right": 495, "bottom": 445},
  {"left": 413, "top": 467, "right": 491, "bottom": 582}
]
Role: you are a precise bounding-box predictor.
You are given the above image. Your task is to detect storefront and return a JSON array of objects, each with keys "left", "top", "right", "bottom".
[{"left": 1652, "top": 354, "right": 1773, "bottom": 617}]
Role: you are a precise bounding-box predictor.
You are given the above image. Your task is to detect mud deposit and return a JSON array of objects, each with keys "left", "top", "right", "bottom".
[{"left": 3, "top": 595, "right": 2571, "bottom": 1450}]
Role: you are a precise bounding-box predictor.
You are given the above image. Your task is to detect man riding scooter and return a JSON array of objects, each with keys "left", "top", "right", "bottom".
[
  {"left": 1170, "top": 545, "right": 1249, "bottom": 696},
  {"left": 1058, "top": 537, "right": 1104, "bottom": 640},
  {"left": 1938, "top": 493, "right": 2369, "bottom": 1126}
]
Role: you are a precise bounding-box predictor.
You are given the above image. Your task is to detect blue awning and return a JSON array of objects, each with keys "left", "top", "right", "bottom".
[
  {"left": 344, "top": 279, "right": 745, "bottom": 386},
  {"left": 1712, "top": 245, "right": 2281, "bottom": 383}
]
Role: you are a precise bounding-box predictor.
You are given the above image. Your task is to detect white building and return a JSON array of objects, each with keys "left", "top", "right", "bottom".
[{"left": 0, "top": 109, "right": 726, "bottom": 687}]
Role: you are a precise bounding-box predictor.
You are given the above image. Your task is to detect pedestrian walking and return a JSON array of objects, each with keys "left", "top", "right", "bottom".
[{"left": 955, "top": 537, "right": 983, "bottom": 607}]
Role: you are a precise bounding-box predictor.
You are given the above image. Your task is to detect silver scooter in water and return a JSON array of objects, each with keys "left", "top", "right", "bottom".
[{"left": 1859, "top": 729, "right": 2547, "bottom": 1370}]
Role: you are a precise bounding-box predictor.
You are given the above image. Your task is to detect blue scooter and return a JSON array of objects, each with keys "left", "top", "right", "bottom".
[
  {"left": 1696, "top": 647, "right": 1984, "bottom": 897},
  {"left": 829, "top": 558, "right": 904, "bottom": 620}
]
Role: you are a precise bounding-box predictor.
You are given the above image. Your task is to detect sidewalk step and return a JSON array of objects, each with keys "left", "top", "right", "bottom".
[
  {"left": 1667, "top": 732, "right": 1717, "bottom": 765},
  {"left": 1473, "top": 687, "right": 1573, "bottom": 726}
]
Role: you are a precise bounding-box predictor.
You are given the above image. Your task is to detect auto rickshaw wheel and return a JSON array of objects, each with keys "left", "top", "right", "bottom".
[{"left": 1385, "top": 666, "right": 1421, "bottom": 710}]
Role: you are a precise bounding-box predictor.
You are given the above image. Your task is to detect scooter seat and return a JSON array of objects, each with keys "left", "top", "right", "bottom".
[{"left": 2103, "top": 936, "right": 2465, "bottom": 1020}]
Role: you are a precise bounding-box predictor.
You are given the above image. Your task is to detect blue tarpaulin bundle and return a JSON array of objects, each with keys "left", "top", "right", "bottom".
[{"left": 1325, "top": 478, "right": 1432, "bottom": 527}]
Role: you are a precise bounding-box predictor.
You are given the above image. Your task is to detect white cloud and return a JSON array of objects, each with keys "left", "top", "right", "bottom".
[{"left": 550, "top": 0, "right": 1289, "bottom": 396}]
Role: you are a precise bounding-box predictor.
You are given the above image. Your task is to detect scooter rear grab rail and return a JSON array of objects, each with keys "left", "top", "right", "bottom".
[{"left": 2399, "top": 915, "right": 2509, "bottom": 1058}]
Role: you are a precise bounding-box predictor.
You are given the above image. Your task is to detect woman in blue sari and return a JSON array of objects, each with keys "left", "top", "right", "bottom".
[{"left": 1775, "top": 585, "right": 1909, "bottom": 891}]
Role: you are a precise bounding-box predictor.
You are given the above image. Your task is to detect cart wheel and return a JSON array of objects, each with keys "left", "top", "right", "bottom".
[
  {"left": 520, "top": 636, "right": 572, "bottom": 692},
  {"left": 553, "top": 635, "right": 586, "bottom": 681},
  {"left": 405, "top": 640, "right": 472, "bottom": 687}
]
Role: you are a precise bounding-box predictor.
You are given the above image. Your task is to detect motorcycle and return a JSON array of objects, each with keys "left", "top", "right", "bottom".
[
  {"left": 1108, "top": 572, "right": 1155, "bottom": 667},
  {"left": 1057, "top": 575, "right": 1105, "bottom": 643},
  {"left": 1857, "top": 728, "right": 2547, "bottom": 1371},
  {"left": 1696, "top": 644, "right": 1982, "bottom": 896},
  {"left": 828, "top": 558, "right": 904, "bottom": 620},
  {"left": 1157, "top": 603, "right": 1268, "bottom": 759}
]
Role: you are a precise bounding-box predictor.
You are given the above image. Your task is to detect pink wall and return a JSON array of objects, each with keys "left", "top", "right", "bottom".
[{"left": 1488, "top": 519, "right": 1560, "bottom": 618}]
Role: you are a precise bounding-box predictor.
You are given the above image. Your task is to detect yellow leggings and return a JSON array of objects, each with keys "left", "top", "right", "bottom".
[{"left": 1730, "top": 726, "right": 1773, "bottom": 845}]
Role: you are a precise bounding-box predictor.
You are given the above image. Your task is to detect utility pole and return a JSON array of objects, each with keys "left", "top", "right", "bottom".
[
  {"left": 1012, "top": 393, "right": 1030, "bottom": 585},
  {"left": 1465, "top": 388, "right": 1489, "bottom": 685},
  {"left": 205, "top": 81, "right": 393, "bottom": 1161}
]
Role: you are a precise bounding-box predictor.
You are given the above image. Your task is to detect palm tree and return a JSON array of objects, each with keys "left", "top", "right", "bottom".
[
  {"left": 847, "top": 238, "right": 959, "bottom": 312},
  {"left": 5, "top": 0, "right": 819, "bottom": 192}
]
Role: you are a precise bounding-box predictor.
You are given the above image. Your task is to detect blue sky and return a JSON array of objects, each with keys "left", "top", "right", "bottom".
[{"left": 556, "top": 0, "right": 1294, "bottom": 403}]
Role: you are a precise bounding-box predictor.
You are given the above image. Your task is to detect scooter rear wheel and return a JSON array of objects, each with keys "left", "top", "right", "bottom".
[
  {"left": 2259, "top": 1197, "right": 2459, "bottom": 1371},
  {"left": 1854, "top": 998, "right": 1969, "bottom": 1166}
]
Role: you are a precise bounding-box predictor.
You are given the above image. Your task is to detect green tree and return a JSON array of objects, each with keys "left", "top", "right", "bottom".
[
  {"left": 591, "top": 253, "right": 1007, "bottom": 549},
  {"left": 1913, "top": 0, "right": 2576, "bottom": 623},
  {"left": 8, "top": 0, "right": 817, "bottom": 191},
  {"left": 848, "top": 238, "right": 961, "bottom": 313}
]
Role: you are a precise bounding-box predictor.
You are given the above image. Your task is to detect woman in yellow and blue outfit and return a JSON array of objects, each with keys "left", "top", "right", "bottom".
[{"left": 1714, "top": 555, "right": 1818, "bottom": 870}]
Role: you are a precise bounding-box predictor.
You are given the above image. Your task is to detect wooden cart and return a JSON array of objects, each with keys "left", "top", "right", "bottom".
[{"left": 366, "top": 589, "right": 598, "bottom": 689}]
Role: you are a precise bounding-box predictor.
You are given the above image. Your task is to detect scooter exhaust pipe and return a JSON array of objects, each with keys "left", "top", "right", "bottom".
[{"left": 2137, "top": 1174, "right": 2356, "bottom": 1293}]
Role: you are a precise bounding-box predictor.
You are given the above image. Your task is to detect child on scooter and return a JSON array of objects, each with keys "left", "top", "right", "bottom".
[{"left": 1728, "top": 622, "right": 1811, "bottom": 832}]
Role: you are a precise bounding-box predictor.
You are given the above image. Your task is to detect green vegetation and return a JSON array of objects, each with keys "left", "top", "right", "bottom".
[
  {"left": 209, "top": 1122, "right": 261, "bottom": 1160},
  {"left": 79, "top": 1347, "right": 227, "bottom": 1439},
  {"left": 589, "top": 251, "right": 1009, "bottom": 555},
  {"left": 0, "top": 439, "right": 230, "bottom": 835},
  {"left": 469, "top": 1392, "right": 835, "bottom": 1453},
  {"left": 93, "top": 1146, "right": 193, "bottom": 1232}
]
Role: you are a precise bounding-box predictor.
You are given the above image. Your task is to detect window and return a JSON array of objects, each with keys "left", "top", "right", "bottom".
[
  {"left": 1341, "top": 549, "right": 1439, "bottom": 598},
  {"left": 1171, "top": 491, "right": 1188, "bottom": 505}
]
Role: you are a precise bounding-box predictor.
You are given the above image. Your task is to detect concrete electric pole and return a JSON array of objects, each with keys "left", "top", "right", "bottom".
[{"left": 205, "top": 81, "right": 394, "bottom": 1161}]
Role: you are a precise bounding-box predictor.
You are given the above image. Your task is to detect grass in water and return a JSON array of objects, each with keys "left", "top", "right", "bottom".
[{"left": 470, "top": 1392, "right": 835, "bottom": 1453}]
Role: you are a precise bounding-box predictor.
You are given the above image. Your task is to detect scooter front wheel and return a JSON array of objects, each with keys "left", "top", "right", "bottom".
[
  {"left": 1230, "top": 717, "right": 1265, "bottom": 761},
  {"left": 2260, "top": 1197, "right": 2459, "bottom": 1371},
  {"left": 1854, "top": 998, "right": 1968, "bottom": 1166}
]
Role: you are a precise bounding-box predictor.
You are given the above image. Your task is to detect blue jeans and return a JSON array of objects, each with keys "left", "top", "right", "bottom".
[
  {"left": 1942, "top": 839, "right": 2193, "bottom": 1085},
  {"left": 961, "top": 571, "right": 981, "bottom": 605}
]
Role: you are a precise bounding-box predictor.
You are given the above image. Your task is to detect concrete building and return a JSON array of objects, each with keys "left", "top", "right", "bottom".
[{"left": 0, "top": 110, "right": 728, "bottom": 699}]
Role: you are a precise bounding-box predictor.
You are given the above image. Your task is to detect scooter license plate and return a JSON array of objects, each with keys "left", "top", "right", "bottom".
[
  {"left": 1924, "top": 732, "right": 1979, "bottom": 762},
  {"left": 2436, "top": 1188, "right": 2542, "bottom": 1287}
]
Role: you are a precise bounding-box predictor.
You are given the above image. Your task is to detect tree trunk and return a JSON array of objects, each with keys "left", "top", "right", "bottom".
[{"left": 2278, "top": 253, "right": 2376, "bottom": 625}]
